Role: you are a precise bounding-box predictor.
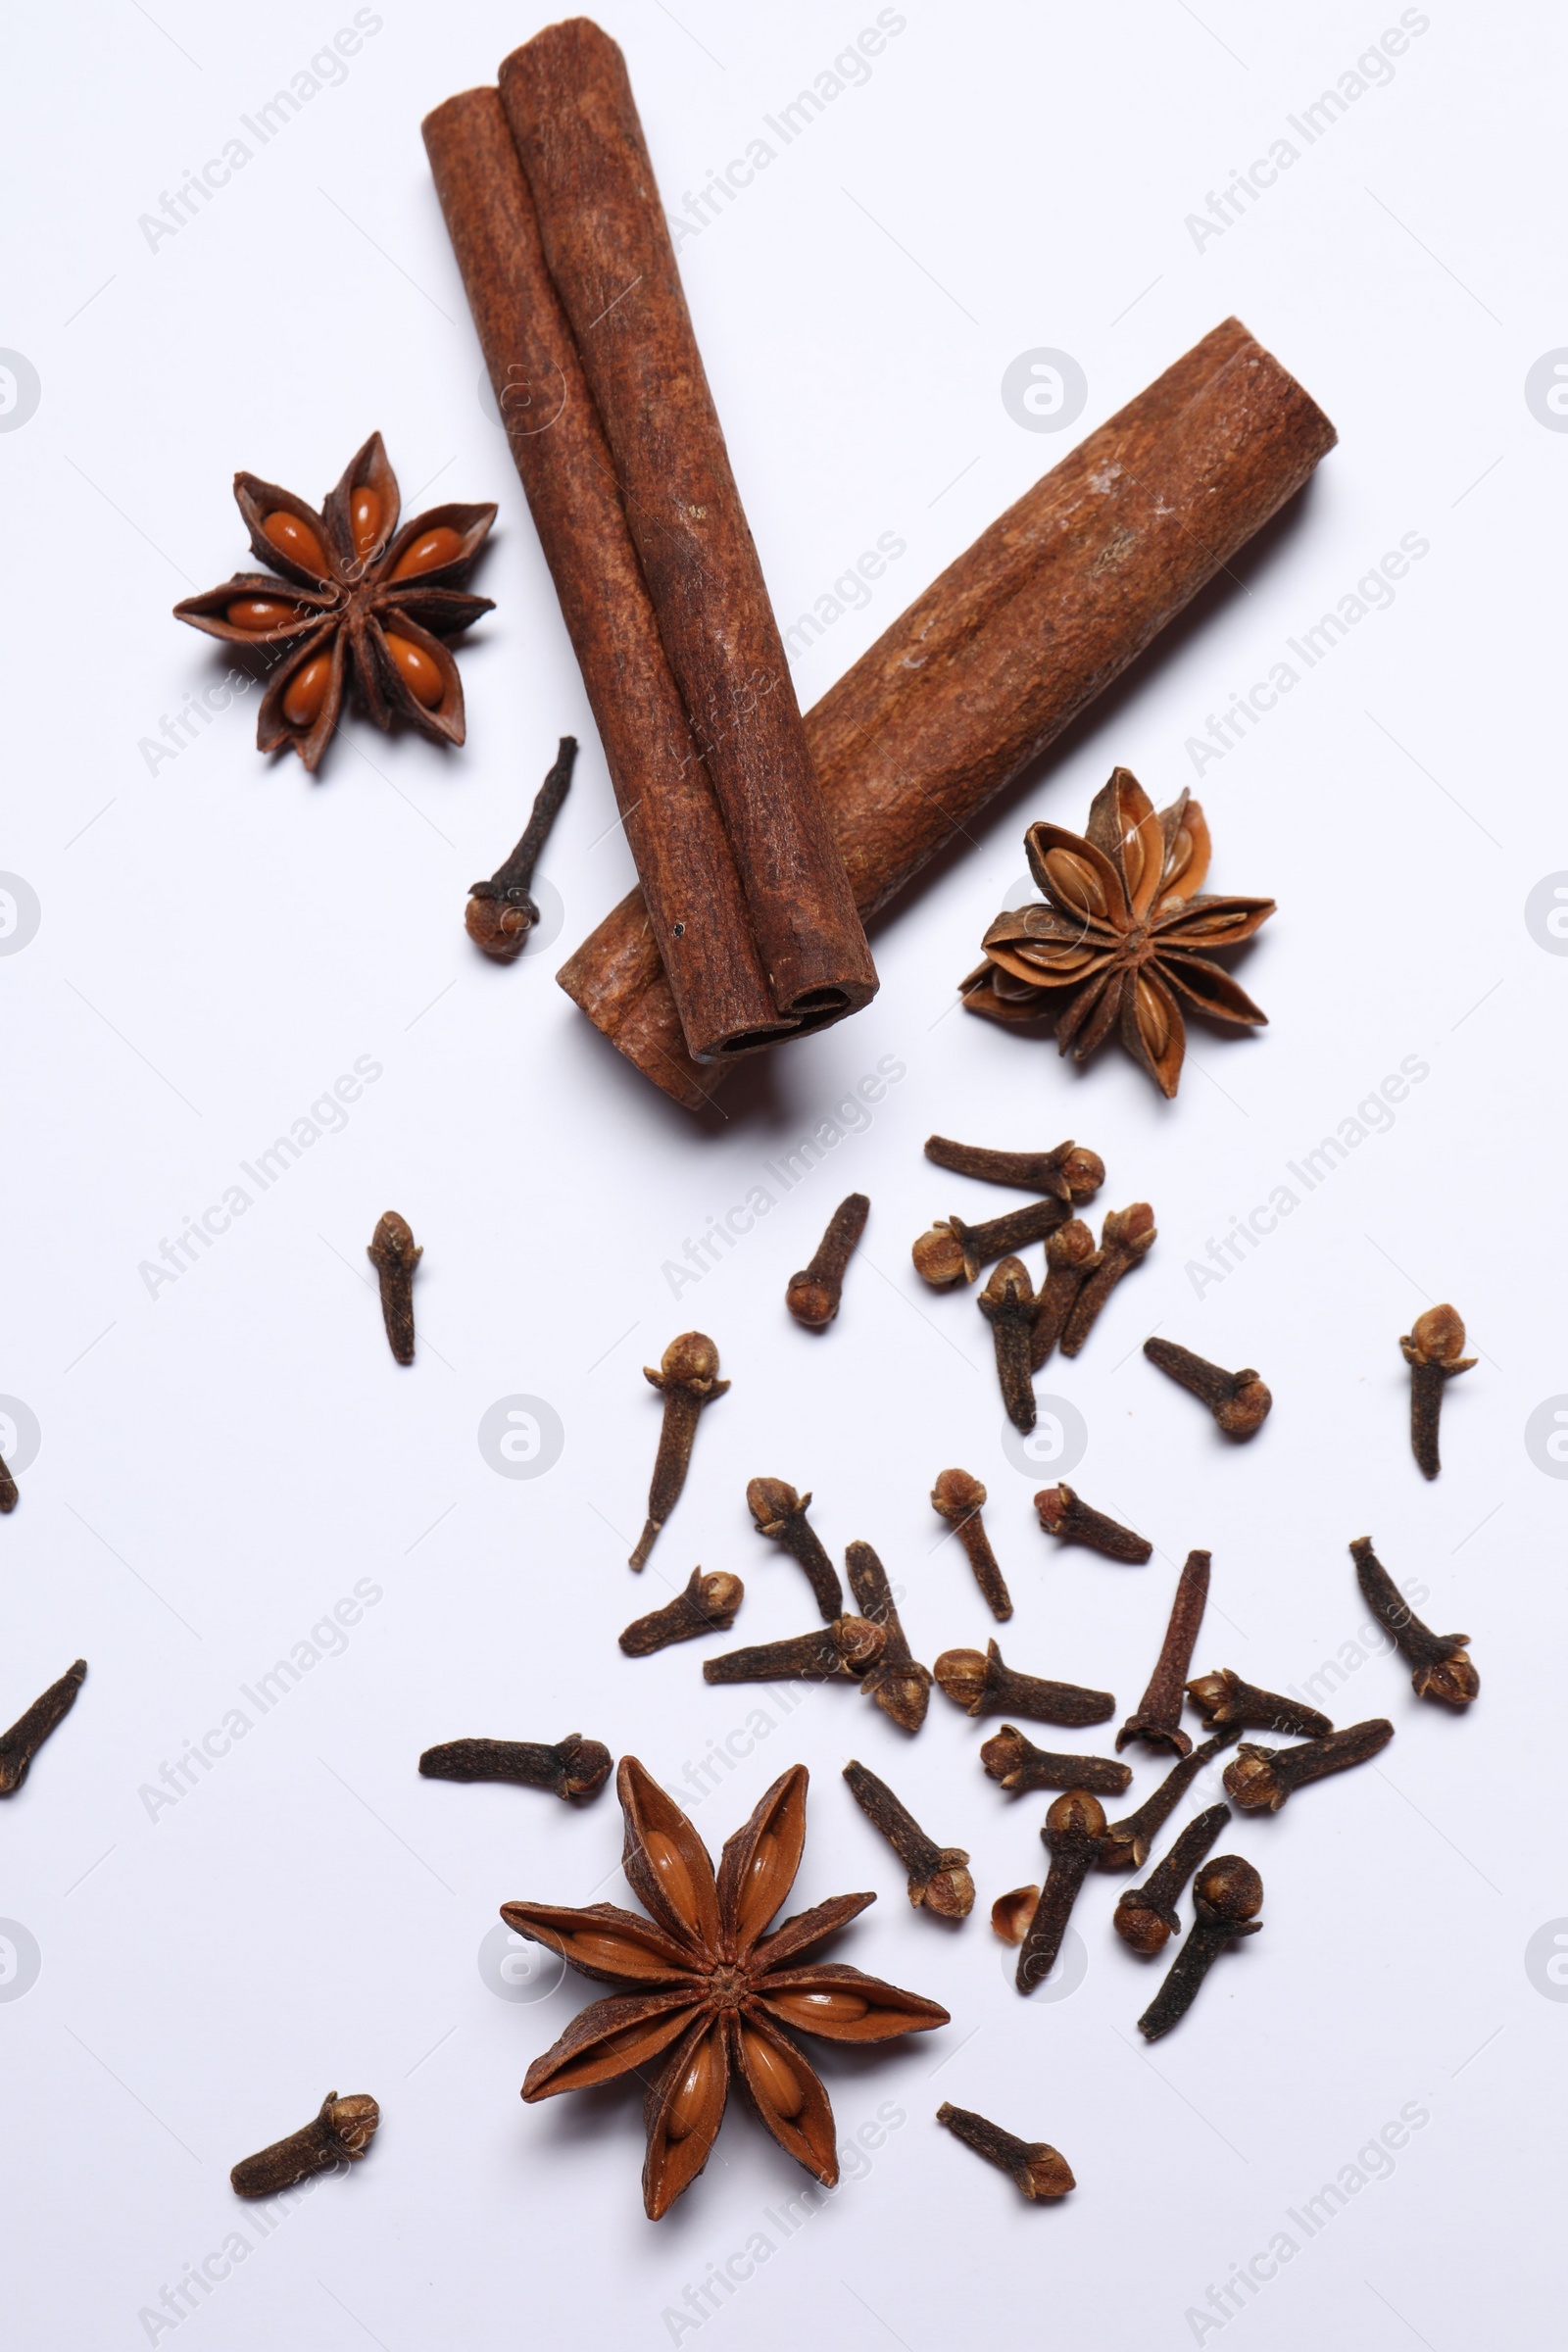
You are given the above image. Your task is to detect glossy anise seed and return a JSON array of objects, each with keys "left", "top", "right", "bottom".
[
  {"left": 466, "top": 736, "right": 577, "bottom": 963},
  {"left": 786, "top": 1193, "right": 869, "bottom": 1327},
  {"left": 934, "top": 1639, "right": 1113, "bottom": 1728},
  {"left": 619, "top": 1569, "right": 745, "bottom": 1657},
  {"left": 1223, "top": 1718, "right": 1394, "bottom": 1812},
  {"left": 1017, "top": 1790, "right": 1106, "bottom": 1993},
  {"left": 702, "top": 1617, "right": 884, "bottom": 1685},
  {"left": 745, "top": 1480, "right": 844, "bottom": 1621},
  {"left": 283, "top": 655, "right": 331, "bottom": 727},
  {"left": 923, "top": 1135, "right": 1104, "bottom": 1203},
  {"left": 935, "top": 2102, "right": 1074, "bottom": 2199},
  {"left": 846, "top": 1542, "right": 933, "bottom": 1733},
  {"left": 0, "top": 1659, "right": 87, "bottom": 1795},
  {"left": 843, "top": 1761, "right": 973, "bottom": 1918},
  {"left": 979, "top": 1255, "right": 1039, "bottom": 1434},
  {"left": 392, "top": 524, "right": 466, "bottom": 579},
  {"left": 231, "top": 2091, "right": 380, "bottom": 2198},
  {"left": 227, "top": 595, "right": 302, "bottom": 631},
  {"left": 264, "top": 510, "right": 327, "bottom": 573},
  {"left": 1144, "top": 1337, "right": 1272, "bottom": 1438},
  {"left": 1060, "top": 1203, "right": 1155, "bottom": 1356},
  {"left": 366, "top": 1210, "right": 421, "bottom": 1365},
  {"left": 1399, "top": 1304, "right": 1475, "bottom": 1479},
  {"left": 1117, "top": 1549, "right": 1210, "bottom": 1756},
  {"left": 930, "top": 1469, "right": 1012, "bottom": 1621},
  {"left": 1034, "top": 1482, "right": 1152, "bottom": 1564},
  {"left": 1137, "top": 1855, "right": 1263, "bottom": 2040},
  {"left": 1113, "top": 1802, "right": 1231, "bottom": 1954},
  {"left": 912, "top": 1198, "right": 1071, "bottom": 1290},
  {"left": 1031, "top": 1218, "right": 1102, "bottom": 1368},
  {"left": 979, "top": 1725, "right": 1131, "bottom": 1797},
  {"left": 1098, "top": 1725, "right": 1243, "bottom": 1873},
  {"left": 1186, "top": 1670, "right": 1332, "bottom": 1739},
  {"left": 418, "top": 1733, "right": 612, "bottom": 1800},
  {"left": 1349, "top": 1537, "right": 1479, "bottom": 1707},
  {"left": 630, "top": 1334, "right": 729, "bottom": 1570},
  {"left": 0, "top": 1453, "right": 17, "bottom": 1513}
]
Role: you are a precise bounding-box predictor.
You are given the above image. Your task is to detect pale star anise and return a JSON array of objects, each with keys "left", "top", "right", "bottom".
[
  {"left": 173, "top": 432, "right": 495, "bottom": 772},
  {"left": 962, "top": 767, "right": 1274, "bottom": 1098},
  {"left": 504, "top": 1757, "right": 949, "bottom": 2219}
]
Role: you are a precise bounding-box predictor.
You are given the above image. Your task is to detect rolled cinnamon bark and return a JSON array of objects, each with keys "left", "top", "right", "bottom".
[
  {"left": 561, "top": 317, "right": 1337, "bottom": 1108},
  {"left": 422, "top": 87, "right": 787, "bottom": 1064},
  {"left": 499, "top": 21, "right": 876, "bottom": 1031}
]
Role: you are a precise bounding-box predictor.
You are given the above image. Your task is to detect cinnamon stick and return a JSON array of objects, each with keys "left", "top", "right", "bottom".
[
  {"left": 498, "top": 21, "right": 876, "bottom": 1033},
  {"left": 560, "top": 316, "right": 1336, "bottom": 1107}
]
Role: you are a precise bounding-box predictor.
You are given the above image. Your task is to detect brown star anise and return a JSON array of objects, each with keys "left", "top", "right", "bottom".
[
  {"left": 504, "top": 1757, "right": 949, "bottom": 2219},
  {"left": 173, "top": 433, "right": 495, "bottom": 772},
  {"left": 962, "top": 767, "right": 1275, "bottom": 1097}
]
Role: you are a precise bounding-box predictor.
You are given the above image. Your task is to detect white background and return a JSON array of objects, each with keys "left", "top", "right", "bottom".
[{"left": 3, "top": 3, "right": 1563, "bottom": 2346}]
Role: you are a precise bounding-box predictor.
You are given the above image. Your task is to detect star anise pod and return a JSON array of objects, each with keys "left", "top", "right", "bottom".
[
  {"left": 173, "top": 432, "right": 495, "bottom": 772},
  {"left": 504, "top": 1757, "right": 949, "bottom": 2219},
  {"left": 961, "top": 767, "right": 1275, "bottom": 1097}
]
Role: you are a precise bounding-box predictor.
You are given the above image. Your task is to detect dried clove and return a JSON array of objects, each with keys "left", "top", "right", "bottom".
[
  {"left": 1350, "top": 1537, "right": 1478, "bottom": 1707},
  {"left": 465, "top": 735, "right": 577, "bottom": 961},
  {"left": 1016, "top": 1791, "right": 1107, "bottom": 1993},
  {"left": 1137, "top": 1855, "right": 1263, "bottom": 2040},
  {"left": 702, "top": 1616, "right": 884, "bottom": 1685},
  {"left": 0, "top": 1453, "right": 17, "bottom": 1513},
  {"left": 923, "top": 1135, "right": 1104, "bottom": 1204},
  {"left": 231, "top": 2091, "right": 380, "bottom": 2198},
  {"left": 419, "top": 1733, "right": 612, "bottom": 1801},
  {"left": 843, "top": 1760, "right": 973, "bottom": 1918},
  {"left": 1060, "top": 1202, "right": 1155, "bottom": 1356},
  {"left": 1031, "top": 1218, "right": 1102, "bottom": 1368},
  {"left": 1113, "top": 1802, "right": 1231, "bottom": 1954},
  {"left": 846, "top": 1541, "right": 933, "bottom": 1732},
  {"left": 619, "top": 1569, "right": 744, "bottom": 1657},
  {"left": 745, "top": 1479, "right": 844, "bottom": 1621},
  {"left": 1117, "top": 1548, "right": 1210, "bottom": 1756},
  {"left": 1035, "top": 1482, "right": 1152, "bottom": 1565},
  {"left": 0, "top": 1659, "right": 87, "bottom": 1795},
  {"left": 1098, "top": 1726, "right": 1243, "bottom": 1872},
  {"left": 786, "top": 1193, "right": 868, "bottom": 1327},
  {"left": 1223, "top": 1718, "right": 1393, "bottom": 1812},
  {"left": 1400, "top": 1304, "right": 1475, "bottom": 1479},
  {"left": 934, "top": 1639, "right": 1113, "bottom": 1728},
  {"left": 630, "top": 1333, "right": 729, "bottom": 1570},
  {"left": 930, "top": 1469, "right": 1012, "bottom": 1621},
  {"left": 980, "top": 1725, "right": 1131, "bottom": 1797},
  {"left": 367, "top": 1210, "right": 421, "bottom": 1365},
  {"left": 1144, "top": 1337, "right": 1271, "bottom": 1439},
  {"left": 912, "top": 1199, "right": 1070, "bottom": 1290},
  {"left": 935, "top": 2101, "right": 1075, "bottom": 2199},
  {"left": 978, "top": 1254, "right": 1039, "bottom": 1434},
  {"left": 1186, "top": 1669, "right": 1331, "bottom": 1739}
]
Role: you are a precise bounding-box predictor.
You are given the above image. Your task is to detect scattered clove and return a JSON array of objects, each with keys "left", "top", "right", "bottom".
[
  {"left": 1350, "top": 1537, "right": 1478, "bottom": 1707},
  {"left": 419, "top": 1733, "right": 612, "bottom": 1801},
  {"left": 930, "top": 1469, "right": 1012, "bottom": 1620},
  {"left": 1144, "top": 1337, "right": 1271, "bottom": 1439},
  {"left": 843, "top": 1760, "right": 973, "bottom": 1918},
  {"left": 0, "top": 1453, "right": 17, "bottom": 1513},
  {"left": 231, "top": 2091, "right": 380, "bottom": 2198},
  {"left": 1223, "top": 1718, "right": 1394, "bottom": 1812},
  {"left": 1016, "top": 1791, "right": 1106, "bottom": 1993},
  {"left": 1117, "top": 1548, "right": 1210, "bottom": 1756},
  {"left": 1186, "top": 1669, "right": 1331, "bottom": 1739},
  {"left": 786, "top": 1193, "right": 868, "bottom": 1327},
  {"left": 1060, "top": 1203, "right": 1155, "bottom": 1356},
  {"left": 0, "top": 1659, "right": 87, "bottom": 1795},
  {"left": 991, "top": 1885, "right": 1041, "bottom": 1944},
  {"left": 934, "top": 1639, "right": 1113, "bottom": 1728},
  {"left": 1137, "top": 1855, "right": 1263, "bottom": 2040},
  {"left": 978, "top": 1255, "right": 1039, "bottom": 1434},
  {"left": 922, "top": 1135, "right": 1104, "bottom": 1203},
  {"left": 1112, "top": 1802, "right": 1231, "bottom": 1954},
  {"left": 846, "top": 1541, "right": 933, "bottom": 1732},
  {"left": 619, "top": 1569, "right": 744, "bottom": 1657},
  {"left": 1035, "top": 1482, "right": 1152, "bottom": 1565},
  {"left": 702, "top": 1616, "right": 884, "bottom": 1685},
  {"left": 912, "top": 1199, "right": 1070, "bottom": 1290},
  {"left": 629, "top": 1333, "right": 729, "bottom": 1570},
  {"left": 465, "top": 735, "right": 576, "bottom": 961},
  {"left": 935, "top": 2101, "right": 1075, "bottom": 2200},
  {"left": 1098, "top": 1726, "right": 1243, "bottom": 1872},
  {"left": 980, "top": 1725, "right": 1131, "bottom": 1797},
  {"left": 367, "top": 1211, "right": 421, "bottom": 1365},
  {"left": 1399, "top": 1304, "right": 1475, "bottom": 1479},
  {"left": 745, "top": 1479, "right": 844, "bottom": 1621},
  {"left": 1031, "top": 1219, "right": 1102, "bottom": 1368}
]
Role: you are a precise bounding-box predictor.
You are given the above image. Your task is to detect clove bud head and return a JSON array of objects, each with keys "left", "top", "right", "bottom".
[
  {"left": 911, "top": 1224, "right": 969, "bottom": 1288},
  {"left": 1113, "top": 1888, "right": 1180, "bottom": 1956},
  {"left": 920, "top": 1856, "right": 977, "bottom": 1921},
  {"left": 649, "top": 1332, "right": 723, "bottom": 1390},
  {"left": 930, "top": 1467, "right": 986, "bottom": 1521},
  {"left": 837, "top": 1616, "right": 888, "bottom": 1671},
  {"left": 1214, "top": 1374, "right": 1272, "bottom": 1438},
  {"left": 932, "top": 1647, "right": 992, "bottom": 1711},
  {"left": 991, "top": 1885, "right": 1041, "bottom": 1944},
  {"left": 1044, "top": 1789, "right": 1107, "bottom": 1848},
  {"left": 1412, "top": 1652, "right": 1481, "bottom": 1708},
  {"left": 1401, "top": 1303, "right": 1474, "bottom": 1372},
  {"left": 465, "top": 890, "right": 535, "bottom": 962},
  {"left": 1192, "top": 1855, "right": 1263, "bottom": 1928},
  {"left": 1058, "top": 1147, "right": 1105, "bottom": 1200},
  {"left": 785, "top": 1272, "right": 838, "bottom": 1327},
  {"left": 324, "top": 2093, "right": 380, "bottom": 2153}
]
